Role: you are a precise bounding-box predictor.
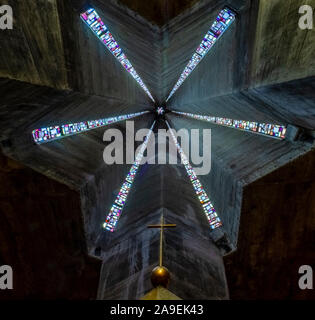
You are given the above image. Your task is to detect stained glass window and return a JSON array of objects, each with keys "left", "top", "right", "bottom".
[
  {"left": 32, "top": 111, "right": 149, "bottom": 144},
  {"left": 166, "top": 7, "right": 236, "bottom": 101},
  {"left": 156, "top": 107, "right": 165, "bottom": 115},
  {"left": 165, "top": 121, "right": 222, "bottom": 230},
  {"left": 80, "top": 8, "right": 155, "bottom": 102},
  {"left": 173, "top": 111, "right": 287, "bottom": 139},
  {"left": 103, "top": 121, "right": 156, "bottom": 232},
  {"left": 258, "top": 123, "right": 287, "bottom": 138}
]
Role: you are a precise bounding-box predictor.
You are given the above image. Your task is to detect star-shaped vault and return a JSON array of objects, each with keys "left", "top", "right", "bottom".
[{"left": 0, "top": 0, "right": 314, "bottom": 300}]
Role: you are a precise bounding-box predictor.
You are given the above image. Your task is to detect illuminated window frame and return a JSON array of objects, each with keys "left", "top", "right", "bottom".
[
  {"left": 156, "top": 106, "right": 165, "bottom": 115},
  {"left": 32, "top": 111, "right": 149, "bottom": 144},
  {"left": 166, "top": 7, "right": 236, "bottom": 101},
  {"left": 80, "top": 8, "right": 155, "bottom": 102},
  {"left": 173, "top": 111, "right": 287, "bottom": 139},
  {"left": 165, "top": 120, "right": 222, "bottom": 230},
  {"left": 103, "top": 121, "right": 156, "bottom": 232}
]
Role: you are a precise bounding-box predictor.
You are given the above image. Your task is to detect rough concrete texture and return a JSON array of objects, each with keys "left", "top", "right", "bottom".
[
  {"left": 167, "top": 113, "right": 313, "bottom": 246},
  {"left": 0, "top": 0, "right": 68, "bottom": 90},
  {"left": 171, "top": 77, "right": 315, "bottom": 131},
  {"left": 0, "top": 0, "right": 314, "bottom": 300},
  {"left": 117, "top": 0, "right": 202, "bottom": 27},
  {"left": 250, "top": 0, "right": 315, "bottom": 88},
  {"left": 95, "top": 159, "right": 229, "bottom": 299},
  {"left": 167, "top": 0, "right": 315, "bottom": 105},
  {"left": 81, "top": 116, "right": 155, "bottom": 250},
  {"left": 0, "top": 78, "right": 151, "bottom": 189}
]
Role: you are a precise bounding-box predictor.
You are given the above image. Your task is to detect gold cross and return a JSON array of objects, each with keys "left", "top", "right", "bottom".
[{"left": 147, "top": 214, "right": 176, "bottom": 267}]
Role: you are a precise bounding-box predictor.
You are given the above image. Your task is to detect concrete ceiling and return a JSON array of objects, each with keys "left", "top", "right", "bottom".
[
  {"left": 117, "top": 0, "right": 202, "bottom": 27},
  {"left": 0, "top": 0, "right": 314, "bottom": 299},
  {"left": 166, "top": 0, "right": 315, "bottom": 105},
  {"left": 95, "top": 162, "right": 229, "bottom": 299},
  {"left": 0, "top": 0, "right": 68, "bottom": 90},
  {"left": 2, "top": 0, "right": 314, "bottom": 103},
  {"left": 167, "top": 113, "right": 313, "bottom": 246},
  {"left": 0, "top": 78, "right": 151, "bottom": 188}
]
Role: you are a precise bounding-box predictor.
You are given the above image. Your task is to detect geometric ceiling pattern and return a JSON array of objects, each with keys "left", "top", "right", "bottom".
[
  {"left": 77, "top": 5, "right": 239, "bottom": 233},
  {"left": 78, "top": 5, "right": 239, "bottom": 233},
  {"left": 166, "top": 7, "right": 236, "bottom": 101},
  {"left": 81, "top": 8, "right": 155, "bottom": 101},
  {"left": 0, "top": 0, "right": 314, "bottom": 300},
  {"left": 1, "top": 0, "right": 313, "bottom": 244}
]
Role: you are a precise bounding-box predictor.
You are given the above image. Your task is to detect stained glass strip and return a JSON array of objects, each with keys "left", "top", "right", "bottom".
[
  {"left": 103, "top": 121, "right": 156, "bottom": 231},
  {"left": 166, "top": 7, "right": 236, "bottom": 101},
  {"left": 80, "top": 8, "right": 155, "bottom": 102},
  {"left": 32, "top": 111, "right": 149, "bottom": 144},
  {"left": 173, "top": 111, "right": 287, "bottom": 139},
  {"left": 165, "top": 121, "right": 222, "bottom": 230}
]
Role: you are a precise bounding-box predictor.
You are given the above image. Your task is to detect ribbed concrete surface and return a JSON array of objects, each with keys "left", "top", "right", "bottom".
[{"left": 0, "top": 0, "right": 314, "bottom": 299}]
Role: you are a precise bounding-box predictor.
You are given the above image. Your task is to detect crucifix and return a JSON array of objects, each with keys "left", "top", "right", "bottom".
[{"left": 147, "top": 214, "right": 176, "bottom": 288}]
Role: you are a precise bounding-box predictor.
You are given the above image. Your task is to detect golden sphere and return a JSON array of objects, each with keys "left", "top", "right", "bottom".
[{"left": 151, "top": 266, "right": 170, "bottom": 288}]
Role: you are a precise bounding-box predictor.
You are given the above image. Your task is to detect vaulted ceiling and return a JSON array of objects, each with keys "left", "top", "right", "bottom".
[
  {"left": 117, "top": 0, "right": 202, "bottom": 26},
  {"left": 0, "top": 0, "right": 314, "bottom": 299}
]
